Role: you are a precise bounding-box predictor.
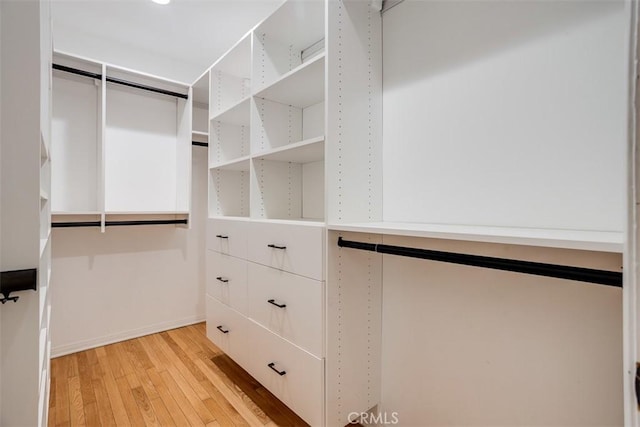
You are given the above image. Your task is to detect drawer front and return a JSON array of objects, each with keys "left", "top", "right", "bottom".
[
  {"left": 247, "top": 221, "right": 324, "bottom": 280},
  {"left": 207, "top": 251, "right": 248, "bottom": 315},
  {"left": 205, "top": 296, "right": 248, "bottom": 365},
  {"left": 207, "top": 218, "right": 248, "bottom": 259},
  {"left": 245, "top": 320, "right": 324, "bottom": 427},
  {"left": 248, "top": 262, "right": 323, "bottom": 357}
]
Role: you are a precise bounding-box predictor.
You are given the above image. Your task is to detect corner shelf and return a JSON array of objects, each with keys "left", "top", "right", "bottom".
[
  {"left": 327, "top": 222, "right": 624, "bottom": 253},
  {"left": 254, "top": 54, "right": 325, "bottom": 108}
]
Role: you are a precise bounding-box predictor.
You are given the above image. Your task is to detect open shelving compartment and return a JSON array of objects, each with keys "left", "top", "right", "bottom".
[
  {"left": 51, "top": 52, "right": 193, "bottom": 230},
  {"left": 192, "top": 69, "right": 210, "bottom": 137},
  {"left": 104, "top": 65, "right": 191, "bottom": 215},
  {"left": 251, "top": 144, "right": 324, "bottom": 222},
  {"left": 210, "top": 97, "right": 250, "bottom": 165},
  {"left": 51, "top": 52, "right": 103, "bottom": 215},
  {"left": 252, "top": 0, "right": 325, "bottom": 93},
  {"left": 210, "top": 158, "right": 251, "bottom": 218},
  {"left": 209, "top": 34, "right": 251, "bottom": 118},
  {"left": 249, "top": 0, "right": 326, "bottom": 224}
]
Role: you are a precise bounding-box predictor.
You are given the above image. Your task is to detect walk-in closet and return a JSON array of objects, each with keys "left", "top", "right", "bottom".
[{"left": 0, "top": 0, "right": 637, "bottom": 425}]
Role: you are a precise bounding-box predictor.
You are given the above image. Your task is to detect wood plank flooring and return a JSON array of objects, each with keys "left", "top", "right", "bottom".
[{"left": 49, "top": 323, "right": 308, "bottom": 426}]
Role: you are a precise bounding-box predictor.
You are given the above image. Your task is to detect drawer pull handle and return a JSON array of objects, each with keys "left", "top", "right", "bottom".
[
  {"left": 216, "top": 234, "right": 229, "bottom": 239},
  {"left": 216, "top": 325, "right": 229, "bottom": 334},
  {"left": 267, "top": 299, "right": 286, "bottom": 309},
  {"left": 267, "top": 244, "right": 286, "bottom": 250},
  {"left": 268, "top": 362, "right": 286, "bottom": 376},
  {"left": 216, "top": 277, "right": 229, "bottom": 283}
]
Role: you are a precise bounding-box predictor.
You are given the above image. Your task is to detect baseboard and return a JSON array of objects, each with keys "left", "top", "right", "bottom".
[{"left": 51, "top": 314, "right": 206, "bottom": 358}]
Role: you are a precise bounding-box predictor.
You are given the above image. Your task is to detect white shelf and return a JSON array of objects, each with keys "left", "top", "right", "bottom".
[
  {"left": 39, "top": 229, "right": 51, "bottom": 258},
  {"left": 52, "top": 211, "right": 102, "bottom": 216},
  {"left": 255, "top": 54, "right": 325, "bottom": 109},
  {"left": 105, "top": 211, "right": 189, "bottom": 215},
  {"left": 192, "top": 130, "right": 209, "bottom": 137},
  {"left": 328, "top": 222, "right": 624, "bottom": 253},
  {"left": 210, "top": 156, "right": 251, "bottom": 171},
  {"left": 209, "top": 215, "right": 253, "bottom": 222},
  {"left": 252, "top": 217, "right": 325, "bottom": 228},
  {"left": 40, "top": 132, "right": 49, "bottom": 162},
  {"left": 209, "top": 96, "right": 250, "bottom": 126},
  {"left": 39, "top": 281, "right": 48, "bottom": 328},
  {"left": 38, "top": 327, "right": 47, "bottom": 380},
  {"left": 254, "top": 136, "right": 325, "bottom": 163}
]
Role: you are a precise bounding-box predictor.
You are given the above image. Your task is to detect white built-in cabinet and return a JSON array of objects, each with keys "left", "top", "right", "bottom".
[
  {"left": 51, "top": 52, "right": 192, "bottom": 229},
  {"left": 0, "top": 0, "right": 53, "bottom": 425},
  {"left": 202, "top": 0, "right": 635, "bottom": 425},
  {"left": 201, "top": 1, "right": 327, "bottom": 425}
]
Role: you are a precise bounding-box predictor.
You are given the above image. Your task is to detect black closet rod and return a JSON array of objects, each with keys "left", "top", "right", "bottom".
[
  {"left": 52, "top": 219, "right": 188, "bottom": 228},
  {"left": 192, "top": 141, "right": 208, "bottom": 147},
  {"left": 105, "top": 76, "right": 189, "bottom": 100},
  {"left": 52, "top": 63, "right": 102, "bottom": 80},
  {"left": 337, "top": 237, "right": 622, "bottom": 288},
  {"left": 52, "top": 63, "right": 189, "bottom": 100}
]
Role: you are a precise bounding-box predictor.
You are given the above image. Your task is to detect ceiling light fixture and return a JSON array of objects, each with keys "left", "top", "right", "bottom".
[{"left": 152, "top": 0, "right": 170, "bottom": 4}]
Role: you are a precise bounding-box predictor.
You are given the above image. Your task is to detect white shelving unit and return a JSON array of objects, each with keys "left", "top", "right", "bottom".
[
  {"left": 202, "top": 1, "right": 326, "bottom": 425},
  {"left": 51, "top": 51, "right": 193, "bottom": 230},
  {"left": 203, "top": 0, "right": 634, "bottom": 425},
  {"left": 1, "top": 1, "right": 53, "bottom": 425},
  {"left": 254, "top": 53, "right": 325, "bottom": 108},
  {"left": 328, "top": 222, "right": 624, "bottom": 253}
]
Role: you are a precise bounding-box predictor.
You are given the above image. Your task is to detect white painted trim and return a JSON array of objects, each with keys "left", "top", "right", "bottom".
[
  {"left": 625, "top": 0, "right": 639, "bottom": 424},
  {"left": 51, "top": 315, "right": 205, "bottom": 358}
]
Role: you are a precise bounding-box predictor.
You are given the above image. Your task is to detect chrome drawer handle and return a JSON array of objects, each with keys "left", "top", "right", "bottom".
[
  {"left": 215, "top": 234, "right": 228, "bottom": 239},
  {"left": 216, "top": 325, "right": 229, "bottom": 334},
  {"left": 268, "top": 362, "right": 286, "bottom": 376},
  {"left": 216, "top": 277, "right": 229, "bottom": 283},
  {"left": 267, "top": 244, "right": 286, "bottom": 250},
  {"left": 267, "top": 299, "right": 286, "bottom": 309}
]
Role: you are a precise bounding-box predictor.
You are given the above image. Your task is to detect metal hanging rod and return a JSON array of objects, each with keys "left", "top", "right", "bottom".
[
  {"left": 192, "top": 141, "right": 208, "bottom": 147},
  {"left": 337, "top": 237, "right": 622, "bottom": 287},
  {"left": 52, "top": 63, "right": 189, "bottom": 100},
  {"left": 105, "top": 76, "right": 189, "bottom": 100},
  {"left": 52, "top": 219, "right": 188, "bottom": 228},
  {"left": 52, "top": 63, "right": 102, "bottom": 80}
]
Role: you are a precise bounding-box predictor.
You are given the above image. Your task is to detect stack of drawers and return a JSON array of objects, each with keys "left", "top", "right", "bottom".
[{"left": 205, "top": 218, "right": 325, "bottom": 426}]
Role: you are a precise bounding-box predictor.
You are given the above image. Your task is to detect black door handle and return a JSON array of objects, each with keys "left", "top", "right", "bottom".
[
  {"left": 268, "top": 362, "right": 286, "bottom": 376},
  {"left": 216, "top": 277, "right": 229, "bottom": 283},
  {"left": 216, "top": 325, "right": 229, "bottom": 334},
  {"left": 267, "top": 244, "right": 286, "bottom": 250},
  {"left": 267, "top": 299, "right": 286, "bottom": 308}
]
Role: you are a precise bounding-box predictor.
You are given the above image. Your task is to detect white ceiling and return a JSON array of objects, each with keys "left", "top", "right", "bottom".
[{"left": 51, "top": 0, "right": 283, "bottom": 83}]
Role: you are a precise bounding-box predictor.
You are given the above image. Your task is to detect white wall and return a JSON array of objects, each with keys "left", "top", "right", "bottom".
[
  {"left": 383, "top": 0, "right": 629, "bottom": 232},
  {"left": 50, "top": 146, "right": 207, "bottom": 356}
]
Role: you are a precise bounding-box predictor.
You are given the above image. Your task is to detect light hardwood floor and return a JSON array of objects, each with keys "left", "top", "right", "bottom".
[{"left": 48, "top": 323, "right": 308, "bottom": 426}]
